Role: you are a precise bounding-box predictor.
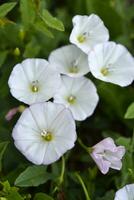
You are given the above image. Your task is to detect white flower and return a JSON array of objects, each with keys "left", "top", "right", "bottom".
[
  {"left": 69, "top": 14, "right": 109, "bottom": 54},
  {"left": 49, "top": 45, "right": 89, "bottom": 77},
  {"left": 54, "top": 76, "right": 99, "bottom": 121},
  {"left": 114, "top": 184, "right": 134, "bottom": 200},
  {"left": 8, "top": 58, "right": 61, "bottom": 105},
  {"left": 90, "top": 137, "right": 125, "bottom": 174},
  {"left": 88, "top": 42, "right": 134, "bottom": 87},
  {"left": 12, "top": 102, "right": 77, "bottom": 165}
]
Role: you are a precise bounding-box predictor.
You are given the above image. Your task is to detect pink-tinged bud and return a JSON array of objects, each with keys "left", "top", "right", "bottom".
[
  {"left": 90, "top": 137, "right": 125, "bottom": 174},
  {"left": 5, "top": 107, "right": 18, "bottom": 121},
  {"left": 5, "top": 105, "right": 26, "bottom": 121}
]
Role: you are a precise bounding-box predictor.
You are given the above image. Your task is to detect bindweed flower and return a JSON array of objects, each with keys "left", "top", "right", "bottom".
[
  {"left": 88, "top": 42, "right": 134, "bottom": 87},
  {"left": 8, "top": 58, "right": 61, "bottom": 105},
  {"left": 49, "top": 45, "right": 89, "bottom": 77},
  {"left": 90, "top": 137, "right": 125, "bottom": 174},
  {"left": 54, "top": 76, "right": 99, "bottom": 121},
  {"left": 69, "top": 14, "right": 109, "bottom": 54},
  {"left": 114, "top": 184, "right": 134, "bottom": 200},
  {"left": 12, "top": 102, "right": 77, "bottom": 165}
]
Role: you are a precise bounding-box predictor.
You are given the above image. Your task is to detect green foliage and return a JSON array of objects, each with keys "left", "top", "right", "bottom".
[
  {"left": 15, "top": 165, "right": 55, "bottom": 187},
  {"left": 125, "top": 102, "right": 134, "bottom": 119},
  {"left": 34, "top": 193, "right": 54, "bottom": 200},
  {"left": 0, "top": 141, "right": 9, "bottom": 171},
  {"left": 0, "top": 0, "right": 133, "bottom": 199},
  {"left": 40, "top": 9, "right": 65, "bottom": 31},
  {"left": 0, "top": 181, "right": 24, "bottom": 200},
  {"left": 0, "top": 2, "right": 17, "bottom": 18}
]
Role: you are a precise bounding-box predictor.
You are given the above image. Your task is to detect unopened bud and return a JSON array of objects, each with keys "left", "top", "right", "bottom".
[{"left": 13, "top": 47, "right": 20, "bottom": 57}]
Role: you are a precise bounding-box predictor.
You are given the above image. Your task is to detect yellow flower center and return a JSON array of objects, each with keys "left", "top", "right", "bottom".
[
  {"left": 77, "top": 35, "right": 86, "bottom": 43},
  {"left": 69, "top": 65, "right": 79, "bottom": 73},
  {"left": 100, "top": 68, "right": 109, "bottom": 76},
  {"left": 41, "top": 130, "right": 53, "bottom": 142},
  {"left": 31, "top": 81, "right": 39, "bottom": 93},
  {"left": 67, "top": 95, "right": 76, "bottom": 104}
]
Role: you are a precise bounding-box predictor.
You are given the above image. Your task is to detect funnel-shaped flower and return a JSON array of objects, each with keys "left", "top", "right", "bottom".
[
  {"left": 88, "top": 42, "right": 134, "bottom": 86},
  {"left": 12, "top": 102, "right": 77, "bottom": 165},
  {"left": 8, "top": 58, "right": 61, "bottom": 105},
  {"left": 114, "top": 184, "right": 134, "bottom": 200},
  {"left": 49, "top": 45, "right": 89, "bottom": 77},
  {"left": 90, "top": 137, "right": 125, "bottom": 174},
  {"left": 54, "top": 76, "right": 99, "bottom": 121},
  {"left": 70, "top": 14, "right": 109, "bottom": 54}
]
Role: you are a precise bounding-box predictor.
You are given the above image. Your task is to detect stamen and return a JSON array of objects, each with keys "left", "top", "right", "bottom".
[
  {"left": 69, "top": 65, "right": 79, "bottom": 73},
  {"left": 100, "top": 68, "right": 109, "bottom": 76},
  {"left": 41, "top": 130, "right": 53, "bottom": 142},
  {"left": 31, "top": 80, "right": 39, "bottom": 92},
  {"left": 77, "top": 35, "right": 86, "bottom": 43},
  {"left": 67, "top": 95, "right": 76, "bottom": 104}
]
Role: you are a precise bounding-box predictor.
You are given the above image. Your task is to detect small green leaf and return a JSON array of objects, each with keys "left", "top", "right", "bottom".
[
  {"left": 34, "top": 193, "right": 54, "bottom": 200},
  {"left": 0, "top": 141, "right": 9, "bottom": 171},
  {"left": 40, "top": 9, "right": 65, "bottom": 31},
  {"left": 15, "top": 165, "right": 55, "bottom": 187},
  {"left": 20, "top": 0, "right": 36, "bottom": 27},
  {"left": 116, "top": 136, "right": 131, "bottom": 148},
  {"left": 0, "top": 2, "right": 17, "bottom": 18},
  {"left": 35, "top": 21, "right": 54, "bottom": 38},
  {"left": 124, "top": 102, "right": 134, "bottom": 119}
]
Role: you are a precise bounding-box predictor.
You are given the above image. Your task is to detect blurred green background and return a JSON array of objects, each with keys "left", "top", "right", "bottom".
[{"left": 0, "top": 0, "right": 134, "bottom": 200}]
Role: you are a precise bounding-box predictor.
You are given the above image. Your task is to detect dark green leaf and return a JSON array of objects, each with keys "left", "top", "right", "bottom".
[
  {"left": 0, "top": 2, "right": 17, "bottom": 18},
  {"left": 15, "top": 165, "right": 55, "bottom": 187},
  {"left": 34, "top": 193, "right": 54, "bottom": 200}
]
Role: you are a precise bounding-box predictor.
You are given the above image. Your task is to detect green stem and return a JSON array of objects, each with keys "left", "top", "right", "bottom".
[
  {"left": 75, "top": 172, "right": 91, "bottom": 200},
  {"left": 59, "top": 156, "right": 65, "bottom": 185},
  {"left": 78, "top": 138, "right": 92, "bottom": 153},
  {"left": 52, "top": 156, "right": 65, "bottom": 194}
]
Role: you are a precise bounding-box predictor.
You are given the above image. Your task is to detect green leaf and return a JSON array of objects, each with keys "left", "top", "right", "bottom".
[
  {"left": 116, "top": 136, "right": 131, "bottom": 149},
  {"left": 1, "top": 181, "right": 24, "bottom": 200},
  {"left": 35, "top": 21, "right": 54, "bottom": 38},
  {"left": 0, "top": 141, "right": 9, "bottom": 171},
  {"left": 0, "top": 2, "right": 17, "bottom": 18},
  {"left": 40, "top": 9, "right": 65, "bottom": 31},
  {"left": 23, "top": 37, "right": 41, "bottom": 58},
  {"left": 34, "top": 193, "right": 54, "bottom": 200},
  {"left": 125, "top": 102, "right": 134, "bottom": 119},
  {"left": 20, "top": 0, "right": 36, "bottom": 27},
  {"left": 0, "top": 51, "right": 8, "bottom": 68},
  {"left": 15, "top": 165, "right": 55, "bottom": 187}
]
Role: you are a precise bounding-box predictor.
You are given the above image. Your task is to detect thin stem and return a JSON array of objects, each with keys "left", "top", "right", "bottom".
[
  {"left": 75, "top": 172, "right": 91, "bottom": 200},
  {"left": 59, "top": 156, "right": 65, "bottom": 185},
  {"left": 78, "top": 138, "right": 92, "bottom": 153},
  {"left": 52, "top": 156, "right": 65, "bottom": 194}
]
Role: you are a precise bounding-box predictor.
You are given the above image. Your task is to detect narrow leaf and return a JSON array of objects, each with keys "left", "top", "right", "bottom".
[
  {"left": 0, "top": 2, "right": 17, "bottom": 18},
  {"left": 35, "top": 21, "right": 54, "bottom": 38},
  {"left": 40, "top": 9, "right": 64, "bottom": 31},
  {"left": 20, "top": 0, "right": 36, "bottom": 27}
]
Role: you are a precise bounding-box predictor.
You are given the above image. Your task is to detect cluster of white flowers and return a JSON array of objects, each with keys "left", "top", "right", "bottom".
[{"left": 8, "top": 13, "right": 134, "bottom": 173}]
